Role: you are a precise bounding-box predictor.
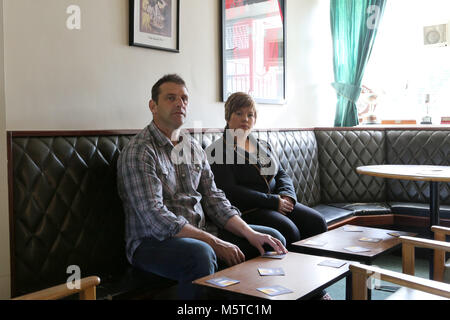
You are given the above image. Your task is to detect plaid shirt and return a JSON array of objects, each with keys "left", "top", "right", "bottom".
[{"left": 117, "top": 121, "right": 240, "bottom": 263}]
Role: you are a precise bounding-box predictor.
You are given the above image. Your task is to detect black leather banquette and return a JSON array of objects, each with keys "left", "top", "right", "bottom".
[{"left": 7, "top": 127, "right": 450, "bottom": 299}]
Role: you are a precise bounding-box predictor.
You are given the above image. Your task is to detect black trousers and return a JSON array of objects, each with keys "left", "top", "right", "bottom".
[{"left": 241, "top": 203, "right": 328, "bottom": 248}]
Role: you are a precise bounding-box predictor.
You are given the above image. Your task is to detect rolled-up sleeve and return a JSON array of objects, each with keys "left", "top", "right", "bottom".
[{"left": 118, "top": 144, "right": 188, "bottom": 241}]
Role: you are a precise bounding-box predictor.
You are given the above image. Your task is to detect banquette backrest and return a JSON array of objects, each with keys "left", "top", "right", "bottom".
[
  {"left": 313, "top": 128, "right": 450, "bottom": 206},
  {"left": 385, "top": 130, "right": 450, "bottom": 204},
  {"left": 8, "top": 131, "right": 137, "bottom": 296},
  {"left": 314, "top": 129, "right": 386, "bottom": 204},
  {"left": 198, "top": 129, "right": 322, "bottom": 207},
  {"left": 7, "top": 127, "right": 450, "bottom": 297}
]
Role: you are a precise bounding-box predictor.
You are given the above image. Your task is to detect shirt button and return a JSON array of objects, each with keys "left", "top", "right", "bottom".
[{"left": 181, "top": 173, "right": 186, "bottom": 177}]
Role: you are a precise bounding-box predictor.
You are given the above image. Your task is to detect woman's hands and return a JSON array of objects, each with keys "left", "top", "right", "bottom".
[{"left": 278, "top": 195, "right": 295, "bottom": 215}]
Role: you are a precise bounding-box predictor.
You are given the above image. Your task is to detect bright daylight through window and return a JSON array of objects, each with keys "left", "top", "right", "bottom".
[{"left": 358, "top": 0, "right": 450, "bottom": 125}]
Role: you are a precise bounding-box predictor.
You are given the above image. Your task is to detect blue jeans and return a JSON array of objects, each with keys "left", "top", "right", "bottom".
[{"left": 132, "top": 225, "right": 286, "bottom": 299}]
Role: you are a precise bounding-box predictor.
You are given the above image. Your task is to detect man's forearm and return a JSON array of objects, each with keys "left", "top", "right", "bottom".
[
  {"left": 175, "top": 222, "right": 247, "bottom": 266},
  {"left": 175, "top": 223, "right": 218, "bottom": 246},
  {"left": 223, "top": 215, "right": 256, "bottom": 240},
  {"left": 224, "top": 215, "right": 288, "bottom": 256}
]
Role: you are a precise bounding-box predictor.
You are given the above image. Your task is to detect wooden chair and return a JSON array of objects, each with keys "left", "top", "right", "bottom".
[
  {"left": 431, "top": 226, "right": 450, "bottom": 282},
  {"left": 350, "top": 263, "right": 450, "bottom": 300},
  {"left": 12, "top": 276, "right": 101, "bottom": 300},
  {"left": 401, "top": 226, "right": 450, "bottom": 282},
  {"left": 350, "top": 226, "right": 450, "bottom": 300}
]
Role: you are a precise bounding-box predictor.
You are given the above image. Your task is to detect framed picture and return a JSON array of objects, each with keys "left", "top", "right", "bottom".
[
  {"left": 129, "top": 0, "right": 180, "bottom": 52},
  {"left": 222, "top": 0, "right": 286, "bottom": 104}
]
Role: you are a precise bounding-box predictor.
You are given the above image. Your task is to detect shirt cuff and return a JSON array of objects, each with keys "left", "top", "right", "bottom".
[{"left": 168, "top": 216, "right": 189, "bottom": 238}]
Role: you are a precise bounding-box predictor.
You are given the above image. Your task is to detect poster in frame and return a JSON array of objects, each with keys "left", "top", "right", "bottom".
[
  {"left": 222, "top": 0, "right": 286, "bottom": 104},
  {"left": 130, "top": 0, "right": 180, "bottom": 52}
]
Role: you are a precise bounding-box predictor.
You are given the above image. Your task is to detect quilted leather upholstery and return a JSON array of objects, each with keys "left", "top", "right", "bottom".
[
  {"left": 311, "top": 204, "right": 354, "bottom": 223},
  {"left": 386, "top": 130, "right": 450, "bottom": 204},
  {"left": 191, "top": 130, "right": 222, "bottom": 150},
  {"left": 11, "top": 135, "right": 134, "bottom": 296},
  {"left": 330, "top": 202, "right": 391, "bottom": 215},
  {"left": 198, "top": 129, "right": 321, "bottom": 207},
  {"left": 315, "top": 130, "right": 386, "bottom": 204},
  {"left": 389, "top": 202, "right": 450, "bottom": 219},
  {"left": 9, "top": 127, "right": 450, "bottom": 298},
  {"left": 265, "top": 130, "right": 321, "bottom": 207}
]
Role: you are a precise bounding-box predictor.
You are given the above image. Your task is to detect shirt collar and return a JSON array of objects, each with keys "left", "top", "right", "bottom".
[
  {"left": 148, "top": 121, "right": 172, "bottom": 147},
  {"left": 148, "top": 121, "right": 187, "bottom": 147}
]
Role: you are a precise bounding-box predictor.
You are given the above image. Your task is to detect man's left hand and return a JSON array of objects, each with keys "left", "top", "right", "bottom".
[{"left": 247, "top": 231, "right": 288, "bottom": 256}]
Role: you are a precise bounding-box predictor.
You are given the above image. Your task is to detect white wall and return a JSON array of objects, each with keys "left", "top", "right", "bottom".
[
  {"left": 0, "top": 0, "right": 334, "bottom": 298},
  {"left": 0, "top": 0, "right": 10, "bottom": 300},
  {"left": 3, "top": 0, "right": 334, "bottom": 130}
]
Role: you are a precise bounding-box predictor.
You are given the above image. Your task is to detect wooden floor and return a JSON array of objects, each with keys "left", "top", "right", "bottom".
[{"left": 327, "top": 251, "right": 432, "bottom": 300}]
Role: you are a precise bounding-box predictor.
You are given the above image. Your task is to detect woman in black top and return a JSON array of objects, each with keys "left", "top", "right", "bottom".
[{"left": 206, "top": 92, "right": 328, "bottom": 248}]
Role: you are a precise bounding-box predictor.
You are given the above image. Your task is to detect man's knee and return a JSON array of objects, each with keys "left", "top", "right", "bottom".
[{"left": 185, "top": 241, "right": 218, "bottom": 278}]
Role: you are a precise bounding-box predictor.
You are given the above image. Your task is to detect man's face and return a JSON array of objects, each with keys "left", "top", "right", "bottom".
[{"left": 150, "top": 82, "right": 189, "bottom": 131}]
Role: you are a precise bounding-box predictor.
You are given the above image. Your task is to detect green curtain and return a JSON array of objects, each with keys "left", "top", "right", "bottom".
[{"left": 330, "top": 0, "right": 386, "bottom": 127}]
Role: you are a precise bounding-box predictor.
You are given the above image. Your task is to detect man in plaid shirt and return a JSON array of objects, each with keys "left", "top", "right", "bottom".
[{"left": 117, "top": 74, "right": 287, "bottom": 299}]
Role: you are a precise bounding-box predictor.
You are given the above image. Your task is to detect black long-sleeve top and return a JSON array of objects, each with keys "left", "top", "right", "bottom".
[{"left": 206, "top": 133, "right": 297, "bottom": 214}]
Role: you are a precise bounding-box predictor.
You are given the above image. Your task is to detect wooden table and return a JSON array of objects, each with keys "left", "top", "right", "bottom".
[
  {"left": 193, "top": 252, "right": 350, "bottom": 300},
  {"left": 292, "top": 225, "right": 416, "bottom": 299},
  {"left": 292, "top": 225, "right": 416, "bottom": 264},
  {"left": 357, "top": 164, "right": 450, "bottom": 279},
  {"left": 356, "top": 165, "right": 450, "bottom": 229}
]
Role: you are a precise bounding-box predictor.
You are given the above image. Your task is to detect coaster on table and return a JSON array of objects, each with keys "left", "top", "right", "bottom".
[{"left": 257, "top": 285, "right": 293, "bottom": 296}]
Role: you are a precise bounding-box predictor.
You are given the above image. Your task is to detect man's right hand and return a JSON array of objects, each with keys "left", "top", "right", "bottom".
[
  {"left": 175, "top": 223, "right": 245, "bottom": 267},
  {"left": 210, "top": 237, "right": 245, "bottom": 267}
]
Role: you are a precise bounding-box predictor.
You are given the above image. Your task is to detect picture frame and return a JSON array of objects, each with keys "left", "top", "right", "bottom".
[
  {"left": 129, "top": 0, "right": 180, "bottom": 53},
  {"left": 222, "top": 0, "right": 286, "bottom": 104}
]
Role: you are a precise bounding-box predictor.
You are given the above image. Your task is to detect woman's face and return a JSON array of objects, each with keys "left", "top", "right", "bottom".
[{"left": 227, "top": 106, "right": 256, "bottom": 133}]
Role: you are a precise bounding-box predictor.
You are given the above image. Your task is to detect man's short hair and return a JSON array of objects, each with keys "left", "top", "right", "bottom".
[{"left": 151, "top": 74, "right": 187, "bottom": 103}]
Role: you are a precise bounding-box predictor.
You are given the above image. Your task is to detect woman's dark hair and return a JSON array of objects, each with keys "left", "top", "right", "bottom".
[{"left": 224, "top": 92, "right": 257, "bottom": 122}]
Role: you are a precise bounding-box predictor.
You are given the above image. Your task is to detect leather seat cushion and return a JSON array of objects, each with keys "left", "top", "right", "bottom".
[
  {"left": 330, "top": 202, "right": 391, "bottom": 215},
  {"left": 389, "top": 202, "right": 450, "bottom": 219},
  {"left": 312, "top": 204, "right": 354, "bottom": 225}
]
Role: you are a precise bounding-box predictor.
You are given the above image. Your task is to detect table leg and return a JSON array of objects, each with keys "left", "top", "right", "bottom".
[
  {"left": 429, "top": 181, "right": 440, "bottom": 279},
  {"left": 367, "top": 260, "right": 372, "bottom": 300},
  {"left": 429, "top": 181, "right": 440, "bottom": 227}
]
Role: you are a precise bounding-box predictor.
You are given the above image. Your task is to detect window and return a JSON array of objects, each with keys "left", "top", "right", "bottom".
[
  {"left": 359, "top": 0, "right": 450, "bottom": 125},
  {"left": 222, "top": 0, "right": 286, "bottom": 104}
]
